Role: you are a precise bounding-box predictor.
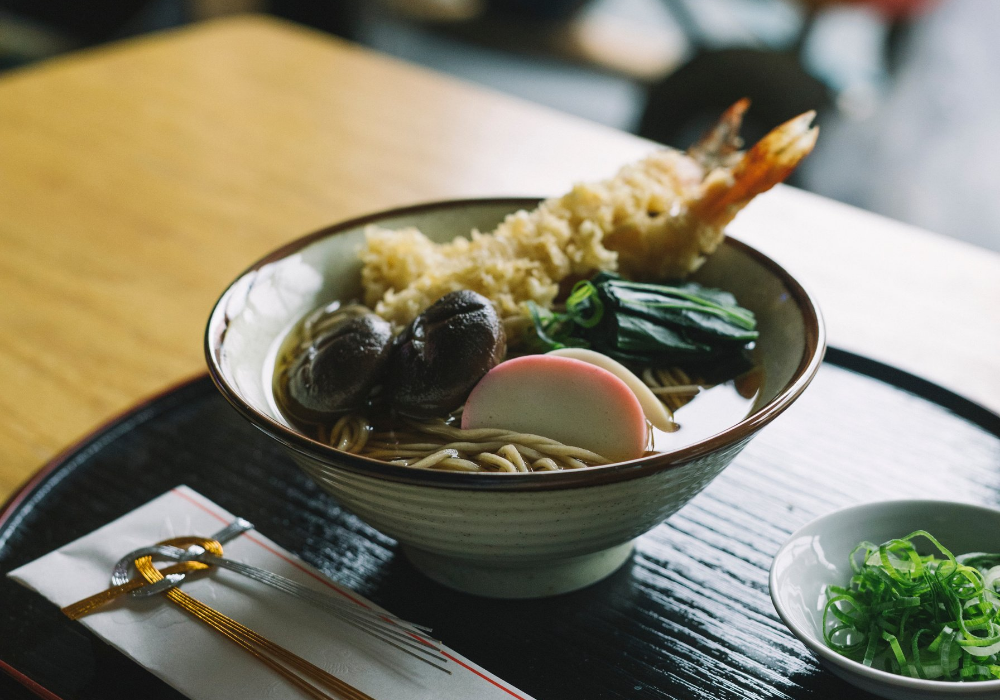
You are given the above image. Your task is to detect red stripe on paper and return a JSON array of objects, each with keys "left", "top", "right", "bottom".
[{"left": 441, "top": 652, "right": 528, "bottom": 699}]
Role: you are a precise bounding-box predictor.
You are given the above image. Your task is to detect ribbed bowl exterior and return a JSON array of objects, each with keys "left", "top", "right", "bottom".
[{"left": 291, "top": 435, "right": 751, "bottom": 563}]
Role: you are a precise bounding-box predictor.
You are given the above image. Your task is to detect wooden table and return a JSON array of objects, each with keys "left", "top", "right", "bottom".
[{"left": 1, "top": 15, "right": 997, "bottom": 500}]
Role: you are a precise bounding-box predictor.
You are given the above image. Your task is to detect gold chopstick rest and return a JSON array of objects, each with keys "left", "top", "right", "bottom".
[{"left": 61, "top": 559, "right": 208, "bottom": 620}]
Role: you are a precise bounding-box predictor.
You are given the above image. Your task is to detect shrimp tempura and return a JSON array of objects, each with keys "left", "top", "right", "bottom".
[{"left": 360, "top": 100, "right": 818, "bottom": 332}]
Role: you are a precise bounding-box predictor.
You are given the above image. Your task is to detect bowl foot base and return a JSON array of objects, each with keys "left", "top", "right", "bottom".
[{"left": 401, "top": 541, "right": 635, "bottom": 599}]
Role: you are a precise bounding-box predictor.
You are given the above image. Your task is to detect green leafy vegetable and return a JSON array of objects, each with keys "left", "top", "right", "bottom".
[
  {"left": 823, "top": 531, "right": 1000, "bottom": 681},
  {"left": 527, "top": 272, "right": 758, "bottom": 364}
]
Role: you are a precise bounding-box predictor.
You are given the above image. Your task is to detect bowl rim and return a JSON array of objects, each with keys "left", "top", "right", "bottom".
[
  {"left": 768, "top": 499, "right": 1000, "bottom": 694},
  {"left": 205, "top": 197, "right": 826, "bottom": 492}
]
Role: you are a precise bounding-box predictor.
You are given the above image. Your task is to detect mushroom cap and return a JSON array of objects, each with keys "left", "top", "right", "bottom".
[
  {"left": 388, "top": 290, "right": 506, "bottom": 419},
  {"left": 284, "top": 312, "right": 393, "bottom": 421}
]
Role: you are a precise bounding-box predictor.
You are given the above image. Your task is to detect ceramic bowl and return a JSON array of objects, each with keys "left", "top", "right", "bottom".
[
  {"left": 206, "top": 198, "right": 824, "bottom": 598},
  {"left": 770, "top": 500, "right": 1000, "bottom": 700}
]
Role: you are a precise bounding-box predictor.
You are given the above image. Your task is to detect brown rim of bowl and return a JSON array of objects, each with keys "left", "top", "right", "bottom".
[{"left": 205, "top": 197, "right": 826, "bottom": 492}]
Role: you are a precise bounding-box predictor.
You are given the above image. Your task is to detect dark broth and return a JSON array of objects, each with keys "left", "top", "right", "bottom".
[{"left": 271, "top": 303, "right": 762, "bottom": 462}]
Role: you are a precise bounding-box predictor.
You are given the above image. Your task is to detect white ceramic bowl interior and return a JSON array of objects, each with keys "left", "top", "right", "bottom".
[
  {"left": 207, "top": 199, "right": 824, "bottom": 598},
  {"left": 770, "top": 500, "right": 1000, "bottom": 700}
]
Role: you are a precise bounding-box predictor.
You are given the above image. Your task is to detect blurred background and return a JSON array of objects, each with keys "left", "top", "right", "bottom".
[{"left": 2, "top": 0, "right": 996, "bottom": 251}]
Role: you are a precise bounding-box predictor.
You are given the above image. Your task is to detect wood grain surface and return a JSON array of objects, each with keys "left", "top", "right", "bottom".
[{"left": 0, "top": 15, "right": 997, "bottom": 500}]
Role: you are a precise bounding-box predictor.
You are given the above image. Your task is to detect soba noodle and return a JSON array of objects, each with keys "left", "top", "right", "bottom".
[
  {"left": 641, "top": 367, "right": 706, "bottom": 414},
  {"left": 315, "top": 367, "right": 710, "bottom": 473},
  {"left": 328, "top": 414, "right": 616, "bottom": 472}
]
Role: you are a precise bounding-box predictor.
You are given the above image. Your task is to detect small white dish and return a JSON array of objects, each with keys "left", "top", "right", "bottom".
[{"left": 770, "top": 500, "right": 1000, "bottom": 700}]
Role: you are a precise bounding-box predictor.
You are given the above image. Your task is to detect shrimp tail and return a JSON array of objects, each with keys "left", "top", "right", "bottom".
[
  {"left": 687, "top": 97, "right": 750, "bottom": 170},
  {"left": 692, "top": 109, "right": 819, "bottom": 227}
]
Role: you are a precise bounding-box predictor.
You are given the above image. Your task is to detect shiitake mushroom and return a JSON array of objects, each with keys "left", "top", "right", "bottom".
[
  {"left": 282, "top": 311, "right": 393, "bottom": 422},
  {"left": 388, "top": 290, "right": 506, "bottom": 418}
]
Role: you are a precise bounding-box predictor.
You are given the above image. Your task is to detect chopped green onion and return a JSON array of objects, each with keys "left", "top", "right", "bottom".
[
  {"left": 823, "top": 531, "right": 1000, "bottom": 682},
  {"left": 565, "top": 280, "right": 604, "bottom": 328}
]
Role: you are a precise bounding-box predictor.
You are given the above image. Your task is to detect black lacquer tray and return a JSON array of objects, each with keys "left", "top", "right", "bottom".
[{"left": 2, "top": 349, "right": 999, "bottom": 700}]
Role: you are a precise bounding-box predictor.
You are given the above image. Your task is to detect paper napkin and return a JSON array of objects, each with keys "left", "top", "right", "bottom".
[{"left": 8, "top": 486, "right": 534, "bottom": 700}]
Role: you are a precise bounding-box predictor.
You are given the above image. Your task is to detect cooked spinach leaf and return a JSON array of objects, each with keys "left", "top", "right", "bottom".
[{"left": 528, "top": 272, "right": 758, "bottom": 364}]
